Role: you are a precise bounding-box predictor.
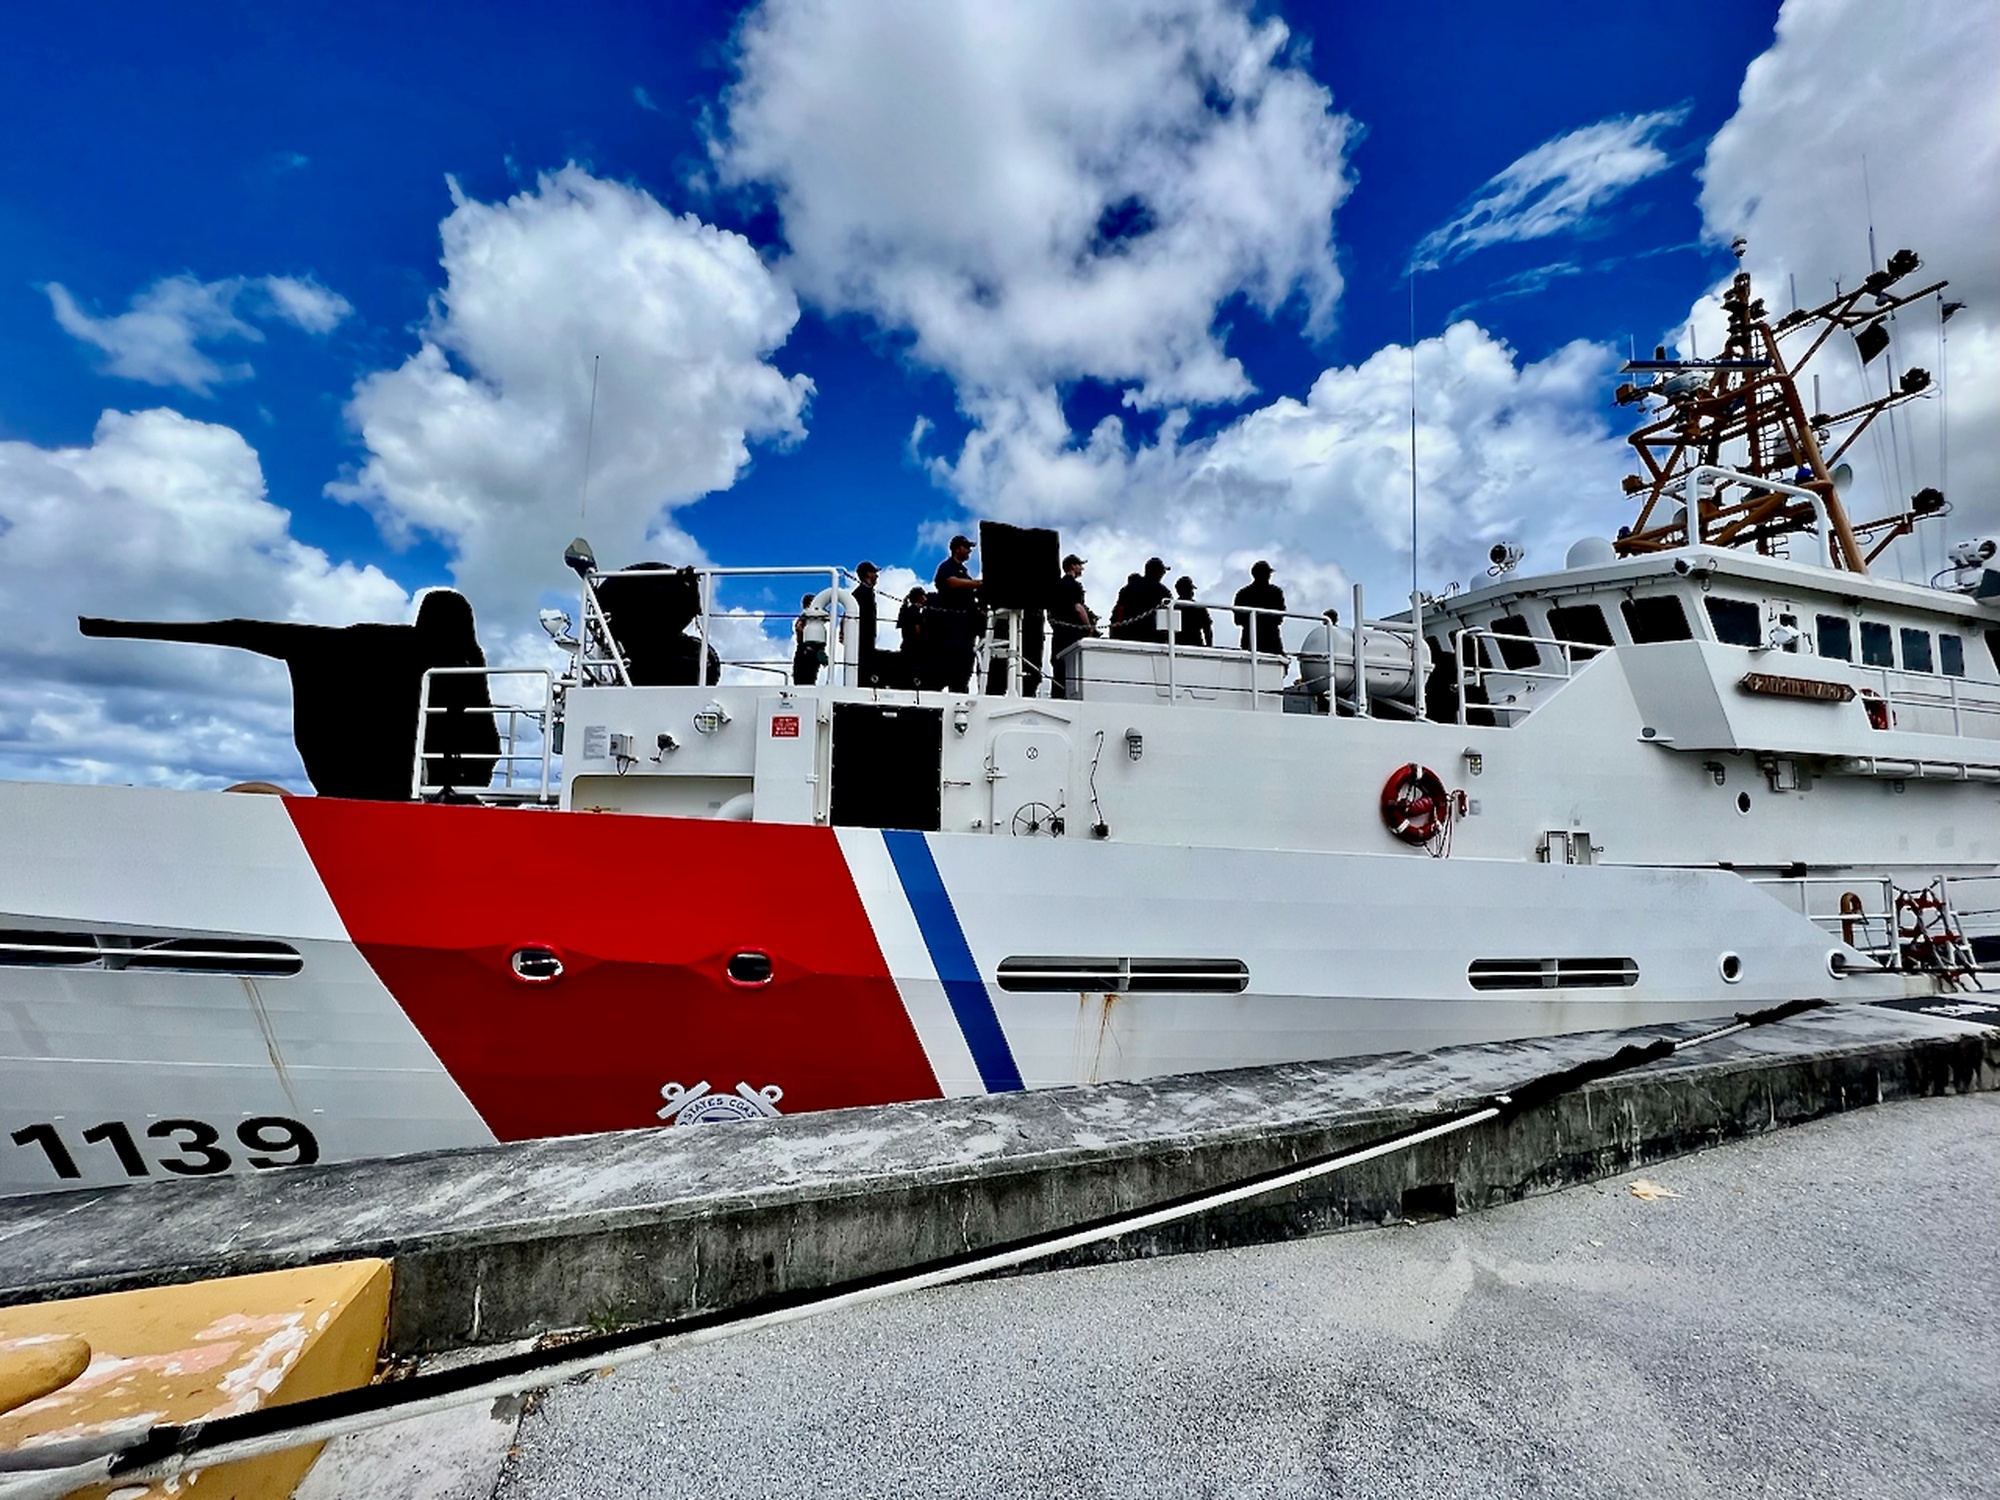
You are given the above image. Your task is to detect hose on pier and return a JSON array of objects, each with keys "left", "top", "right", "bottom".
[{"left": 0, "top": 998, "right": 1829, "bottom": 1500}]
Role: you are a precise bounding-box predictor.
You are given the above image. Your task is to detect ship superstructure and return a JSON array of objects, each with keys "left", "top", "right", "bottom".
[{"left": 4, "top": 250, "right": 1994, "bottom": 1196}]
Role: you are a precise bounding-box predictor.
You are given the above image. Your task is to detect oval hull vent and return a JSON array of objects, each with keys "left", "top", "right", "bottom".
[{"left": 1467, "top": 957, "right": 1638, "bottom": 991}]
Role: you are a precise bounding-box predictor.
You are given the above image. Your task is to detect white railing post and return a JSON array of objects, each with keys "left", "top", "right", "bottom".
[{"left": 1351, "top": 583, "right": 1368, "bottom": 718}]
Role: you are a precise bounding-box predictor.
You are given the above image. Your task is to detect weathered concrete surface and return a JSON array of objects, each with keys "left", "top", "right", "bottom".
[
  {"left": 494, "top": 1093, "right": 2000, "bottom": 1500},
  {"left": 0, "top": 1003, "right": 1991, "bottom": 1359}
]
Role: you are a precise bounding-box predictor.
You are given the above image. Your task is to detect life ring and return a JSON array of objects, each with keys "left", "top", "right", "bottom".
[
  {"left": 1381, "top": 763, "right": 1449, "bottom": 844},
  {"left": 1858, "top": 688, "right": 1891, "bottom": 731}
]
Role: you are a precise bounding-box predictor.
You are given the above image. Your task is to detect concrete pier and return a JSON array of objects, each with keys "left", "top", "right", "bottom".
[{"left": 1, "top": 1002, "right": 1992, "bottom": 1360}]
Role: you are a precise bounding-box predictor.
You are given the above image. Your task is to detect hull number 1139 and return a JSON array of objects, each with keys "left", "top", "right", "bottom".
[{"left": 9, "top": 1117, "right": 320, "bottom": 1181}]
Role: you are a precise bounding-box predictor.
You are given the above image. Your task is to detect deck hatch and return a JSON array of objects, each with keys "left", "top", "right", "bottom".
[
  {"left": 996, "top": 956, "right": 1249, "bottom": 993},
  {"left": 1467, "top": 957, "right": 1639, "bottom": 991},
  {"left": 0, "top": 929, "right": 304, "bottom": 977}
]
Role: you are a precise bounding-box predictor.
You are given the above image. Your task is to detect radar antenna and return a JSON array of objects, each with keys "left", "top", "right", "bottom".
[{"left": 1610, "top": 247, "right": 1949, "bottom": 574}]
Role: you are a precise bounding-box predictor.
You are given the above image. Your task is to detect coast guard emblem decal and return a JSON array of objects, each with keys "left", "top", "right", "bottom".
[{"left": 658, "top": 1080, "right": 786, "bottom": 1124}]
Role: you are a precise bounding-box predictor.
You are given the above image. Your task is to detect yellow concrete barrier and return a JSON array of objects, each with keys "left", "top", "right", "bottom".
[
  {"left": 0, "top": 1259, "right": 390, "bottom": 1499},
  {"left": 0, "top": 1332, "right": 91, "bottom": 1416}
]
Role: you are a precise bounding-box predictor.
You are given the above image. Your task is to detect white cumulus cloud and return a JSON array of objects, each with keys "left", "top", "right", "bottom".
[
  {"left": 934, "top": 323, "right": 1633, "bottom": 610},
  {"left": 45, "top": 273, "right": 353, "bottom": 394},
  {"left": 0, "top": 408, "right": 409, "bottom": 788},
  {"left": 332, "top": 165, "right": 813, "bottom": 644},
  {"left": 1694, "top": 0, "right": 2000, "bottom": 573},
  {"left": 1412, "top": 107, "right": 1688, "bottom": 272},
  {"left": 258, "top": 275, "right": 354, "bottom": 334},
  {"left": 716, "top": 0, "right": 1354, "bottom": 411}
]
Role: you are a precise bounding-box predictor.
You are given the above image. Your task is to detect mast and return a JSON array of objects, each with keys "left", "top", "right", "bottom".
[{"left": 1611, "top": 244, "right": 1948, "bottom": 574}]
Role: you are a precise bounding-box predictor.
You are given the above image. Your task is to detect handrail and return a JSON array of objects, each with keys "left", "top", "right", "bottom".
[
  {"left": 1455, "top": 626, "right": 1595, "bottom": 726},
  {"left": 411, "top": 667, "right": 555, "bottom": 802},
  {"left": 579, "top": 561, "right": 1426, "bottom": 713},
  {"left": 1675, "top": 464, "right": 1833, "bottom": 569}
]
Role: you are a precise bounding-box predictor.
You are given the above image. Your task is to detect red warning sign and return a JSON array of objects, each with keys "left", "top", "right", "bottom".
[{"left": 770, "top": 714, "right": 801, "bottom": 738}]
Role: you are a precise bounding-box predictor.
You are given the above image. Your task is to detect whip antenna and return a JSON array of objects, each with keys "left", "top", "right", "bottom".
[
  {"left": 579, "top": 354, "right": 601, "bottom": 520},
  {"left": 1409, "top": 274, "right": 1420, "bottom": 602}
]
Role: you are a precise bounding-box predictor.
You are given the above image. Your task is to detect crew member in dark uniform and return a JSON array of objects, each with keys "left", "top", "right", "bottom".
[
  {"left": 1172, "top": 576, "right": 1212, "bottom": 647},
  {"left": 898, "top": 585, "right": 930, "bottom": 689},
  {"left": 791, "top": 592, "right": 823, "bottom": 684},
  {"left": 931, "top": 534, "right": 981, "bottom": 692},
  {"left": 1112, "top": 558, "right": 1172, "bottom": 641},
  {"left": 853, "top": 561, "right": 884, "bottom": 686},
  {"left": 1049, "top": 553, "right": 1095, "bottom": 699},
  {"left": 77, "top": 590, "right": 498, "bottom": 801},
  {"left": 1233, "top": 559, "right": 1287, "bottom": 657},
  {"left": 1108, "top": 572, "right": 1145, "bottom": 640}
]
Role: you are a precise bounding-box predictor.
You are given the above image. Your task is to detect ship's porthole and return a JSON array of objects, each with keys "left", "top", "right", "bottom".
[
  {"left": 727, "top": 951, "right": 774, "bottom": 986},
  {"left": 1719, "top": 951, "right": 1743, "bottom": 984},
  {"left": 1736, "top": 792, "right": 1752, "bottom": 815},
  {"left": 510, "top": 947, "right": 564, "bottom": 983}
]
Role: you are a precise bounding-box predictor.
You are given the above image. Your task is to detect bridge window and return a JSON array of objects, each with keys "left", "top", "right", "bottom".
[
  {"left": 1940, "top": 634, "right": 1965, "bottom": 677},
  {"left": 1900, "top": 628, "right": 1933, "bottom": 673},
  {"left": 1621, "top": 595, "right": 1693, "bottom": 643},
  {"left": 1816, "top": 615, "right": 1852, "bottom": 660},
  {"left": 1489, "top": 616, "right": 1540, "bottom": 670},
  {"left": 1861, "top": 622, "right": 1894, "bottom": 667},
  {"left": 1704, "top": 597, "right": 1763, "bottom": 647},
  {"left": 1546, "top": 604, "right": 1613, "bottom": 658}
]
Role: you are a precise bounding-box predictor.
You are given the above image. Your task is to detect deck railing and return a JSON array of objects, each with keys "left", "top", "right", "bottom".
[
  {"left": 412, "top": 667, "right": 556, "bottom": 802},
  {"left": 1454, "top": 627, "right": 1600, "bottom": 726},
  {"left": 1747, "top": 870, "right": 1999, "bottom": 975}
]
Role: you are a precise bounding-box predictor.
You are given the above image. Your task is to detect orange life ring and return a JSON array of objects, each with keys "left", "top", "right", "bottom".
[{"left": 1381, "top": 763, "right": 1449, "bottom": 844}]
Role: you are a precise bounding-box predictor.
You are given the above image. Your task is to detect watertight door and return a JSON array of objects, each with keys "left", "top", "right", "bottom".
[
  {"left": 988, "top": 728, "right": 1069, "bottom": 836},
  {"left": 753, "top": 696, "right": 820, "bottom": 824}
]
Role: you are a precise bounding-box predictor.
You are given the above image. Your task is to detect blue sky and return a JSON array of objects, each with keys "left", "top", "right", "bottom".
[{"left": 2, "top": 0, "right": 1993, "bottom": 786}]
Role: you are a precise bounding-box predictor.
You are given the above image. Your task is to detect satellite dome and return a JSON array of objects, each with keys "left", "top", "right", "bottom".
[{"left": 1565, "top": 536, "right": 1617, "bottom": 569}]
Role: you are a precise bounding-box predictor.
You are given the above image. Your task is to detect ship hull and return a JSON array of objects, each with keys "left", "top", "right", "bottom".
[{"left": 1, "top": 780, "right": 1913, "bottom": 1196}]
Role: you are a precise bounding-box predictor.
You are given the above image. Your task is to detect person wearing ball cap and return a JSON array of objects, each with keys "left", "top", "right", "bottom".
[
  {"left": 931, "top": 534, "right": 981, "bottom": 691},
  {"left": 1050, "top": 552, "right": 1095, "bottom": 699}
]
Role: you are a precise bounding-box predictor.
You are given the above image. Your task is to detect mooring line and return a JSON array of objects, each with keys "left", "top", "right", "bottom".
[{"left": 0, "top": 999, "right": 1827, "bottom": 1500}]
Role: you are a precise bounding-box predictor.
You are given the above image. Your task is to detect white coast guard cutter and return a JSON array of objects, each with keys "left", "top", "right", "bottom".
[{"left": 4, "top": 249, "right": 1996, "bottom": 1196}]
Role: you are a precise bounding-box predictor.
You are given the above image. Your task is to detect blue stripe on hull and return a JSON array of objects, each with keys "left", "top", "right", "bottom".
[{"left": 881, "top": 830, "right": 1024, "bottom": 1093}]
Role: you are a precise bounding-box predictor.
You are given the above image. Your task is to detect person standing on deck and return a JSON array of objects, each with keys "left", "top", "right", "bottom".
[
  {"left": 1050, "top": 554, "right": 1096, "bottom": 699},
  {"left": 931, "top": 534, "right": 982, "bottom": 692},
  {"left": 853, "top": 562, "right": 884, "bottom": 686},
  {"left": 791, "top": 592, "right": 823, "bottom": 685},
  {"left": 1233, "top": 560, "right": 1286, "bottom": 657},
  {"left": 898, "top": 585, "right": 930, "bottom": 689},
  {"left": 1173, "top": 576, "right": 1212, "bottom": 647}
]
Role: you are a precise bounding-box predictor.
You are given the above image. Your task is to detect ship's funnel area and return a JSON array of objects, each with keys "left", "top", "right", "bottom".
[{"left": 77, "top": 593, "right": 499, "bottom": 801}]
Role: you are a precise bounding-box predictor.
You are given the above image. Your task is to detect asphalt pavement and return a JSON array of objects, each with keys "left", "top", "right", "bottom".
[{"left": 490, "top": 1091, "right": 2000, "bottom": 1500}]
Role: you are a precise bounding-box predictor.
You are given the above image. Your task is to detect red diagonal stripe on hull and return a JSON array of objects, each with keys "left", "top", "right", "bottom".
[{"left": 286, "top": 799, "right": 939, "bottom": 1140}]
